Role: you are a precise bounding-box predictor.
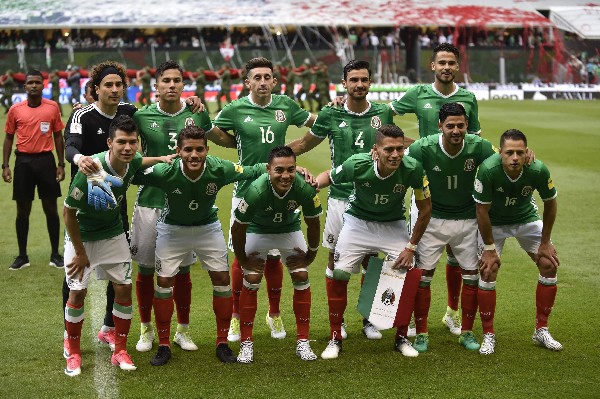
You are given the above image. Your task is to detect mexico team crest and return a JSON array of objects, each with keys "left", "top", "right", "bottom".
[
  {"left": 184, "top": 117, "right": 195, "bottom": 127},
  {"left": 464, "top": 158, "right": 475, "bottom": 172},
  {"left": 206, "top": 183, "right": 218, "bottom": 195},
  {"left": 371, "top": 116, "right": 382, "bottom": 129},
  {"left": 381, "top": 288, "right": 396, "bottom": 306},
  {"left": 521, "top": 186, "right": 533, "bottom": 196},
  {"left": 287, "top": 200, "right": 298, "bottom": 210},
  {"left": 275, "top": 110, "right": 286, "bottom": 122},
  {"left": 393, "top": 184, "right": 405, "bottom": 193}
]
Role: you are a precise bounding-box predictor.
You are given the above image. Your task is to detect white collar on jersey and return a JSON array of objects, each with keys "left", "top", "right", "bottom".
[
  {"left": 503, "top": 167, "right": 524, "bottom": 183},
  {"left": 431, "top": 82, "right": 459, "bottom": 99},
  {"left": 104, "top": 151, "right": 129, "bottom": 178},
  {"left": 344, "top": 100, "right": 372, "bottom": 116},
  {"left": 438, "top": 133, "right": 465, "bottom": 159},
  {"left": 156, "top": 99, "right": 187, "bottom": 116},
  {"left": 373, "top": 159, "right": 397, "bottom": 180},
  {"left": 268, "top": 175, "right": 293, "bottom": 199},
  {"left": 179, "top": 158, "right": 206, "bottom": 182},
  {"left": 248, "top": 94, "right": 273, "bottom": 109},
  {"left": 92, "top": 103, "right": 117, "bottom": 119}
]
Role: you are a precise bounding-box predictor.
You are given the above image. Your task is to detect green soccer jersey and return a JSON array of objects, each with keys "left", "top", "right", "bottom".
[
  {"left": 407, "top": 133, "right": 496, "bottom": 219},
  {"left": 311, "top": 102, "right": 395, "bottom": 201},
  {"left": 390, "top": 84, "right": 481, "bottom": 138},
  {"left": 132, "top": 156, "right": 266, "bottom": 226},
  {"left": 234, "top": 173, "right": 322, "bottom": 234},
  {"left": 473, "top": 154, "right": 557, "bottom": 226},
  {"left": 133, "top": 103, "right": 213, "bottom": 208},
  {"left": 329, "top": 153, "right": 429, "bottom": 222},
  {"left": 64, "top": 152, "right": 143, "bottom": 241},
  {"left": 213, "top": 94, "right": 311, "bottom": 198}
]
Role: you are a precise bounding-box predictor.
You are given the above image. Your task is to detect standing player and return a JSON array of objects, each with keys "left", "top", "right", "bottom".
[
  {"left": 390, "top": 43, "right": 481, "bottom": 334},
  {"left": 215, "top": 64, "right": 232, "bottom": 112},
  {"left": 194, "top": 67, "right": 208, "bottom": 110},
  {"left": 231, "top": 146, "right": 322, "bottom": 363},
  {"left": 288, "top": 59, "right": 394, "bottom": 340},
  {"left": 2, "top": 70, "right": 65, "bottom": 271},
  {"left": 137, "top": 66, "right": 152, "bottom": 106},
  {"left": 211, "top": 57, "right": 316, "bottom": 343},
  {"left": 405, "top": 102, "right": 496, "bottom": 353},
  {"left": 131, "top": 126, "right": 267, "bottom": 365},
  {"left": 474, "top": 129, "right": 562, "bottom": 355},
  {"left": 49, "top": 69, "right": 63, "bottom": 115},
  {"left": 63, "top": 61, "right": 137, "bottom": 356},
  {"left": 63, "top": 115, "right": 172, "bottom": 376},
  {"left": 315, "top": 124, "right": 431, "bottom": 359},
  {"left": 0, "top": 69, "right": 14, "bottom": 113},
  {"left": 131, "top": 60, "right": 213, "bottom": 353}
]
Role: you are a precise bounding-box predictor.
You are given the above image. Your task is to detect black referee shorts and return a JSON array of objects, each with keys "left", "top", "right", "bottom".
[{"left": 13, "top": 151, "right": 62, "bottom": 201}]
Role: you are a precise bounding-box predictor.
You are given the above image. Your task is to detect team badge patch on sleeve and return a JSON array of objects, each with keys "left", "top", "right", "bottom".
[
  {"left": 234, "top": 164, "right": 244, "bottom": 173},
  {"left": 70, "top": 187, "right": 84, "bottom": 201},
  {"left": 474, "top": 178, "right": 483, "bottom": 193},
  {"left": 548, "top": 177, "right": 554, "bottom": 190},
  {"left": 312, "top": 195, "right": 321, "bottom": 208},
  {"left": 237, "top": 199, "right": 249, "bottom": 214}
]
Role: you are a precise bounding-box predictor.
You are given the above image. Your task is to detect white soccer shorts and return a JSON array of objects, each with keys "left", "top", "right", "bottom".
[
  {"left": 322, "top": 197, "right": 347, "bottom": 251},
  {"left": 155, "top": 221, "right": 228, "bottom": 278},
  {"left": 65, "top": 233, "right": 132, "bottom": 290},
  {"left": 478, "top": 220, "right": 545, "bottom": 257},
  {"left": 244, "top": 230, "right": 308, "bottom": 274},
  {"left": 130, "top": 205, "right": 195, "bottom": 268},
  {"left": 229, "top": 196, "right": 280, "bottom": 257},
  {"left": 416, "top": 218, "right": 479, "bottom": 271},
  {"left": 333, "top": 213, "right": 410, "bottom": 274}
]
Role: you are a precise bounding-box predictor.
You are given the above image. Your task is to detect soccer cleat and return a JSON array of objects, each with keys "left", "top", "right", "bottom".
[
  {"left": 237, "top": 340, "right": 254, "bottom": 364},
  {"left": 150, "top": 345, "right": 172, "bottom": 366},
  {"left": 64, "top": 354, "right": 82, "bottom": 376},
  {"left": 413, "top": 333, "right": 429, "bottom": 353},
  {"left": 442, "top": 307, "right": 462, "bottom": 336},
  {"left": 49, "top": 253, "right": 64, "bottom": 268},
  {"left": 266, "top": 313, "right": 286, "bottom": 339},
  {"left": 394, "top": 336, "right": 419, "bottom": 357},
  {"left": 362, "top": 322, "right": 383, "bottom": 340},
  {"left": 216, "top": 343, "right": 237, "bottom": 363},
  {"left": 407, "top": 317, "right": 417, "bottom": 338},
  {"left": 9, "top": 255, "right": 30, "bottom": 271},
  {"left": 340, "top": 322, "right": 348, "bottom": 340},
  {"left": 136, "top": 324, "right": 155, "bottom": 352},
  {"left": 97, "top": 328, "right": 116, "bottom": 351},
  {"left": 459, "top": 331, "right": 481, "bottom": 351},
  {"left": 63, "top": 336, "right": 70, "bottom": 359},
  {"left": 321, "top": 338, "right": 342, "bottom": 360},
  {"left": 296, "top": 339, "right": 317, "bottom": 361},
  {"left": 227, "top": 318, "right": 241, "bottom": 342},
  {"left": 111, "top": 350, "right": 137, "bottom": 371},
  {"left": 173, "top": 331, "right": 198, "bottom": 351},
  {"left": 479, "top": 333, "right": 496, "bottom": 355},
  {"left": 532, "top": 327, "right": 563, "bottom": 351}
]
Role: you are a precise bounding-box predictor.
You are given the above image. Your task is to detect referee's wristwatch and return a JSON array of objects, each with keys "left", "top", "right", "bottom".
[{"left": 57, "top": 162, "right": 65, "bottom": 167}]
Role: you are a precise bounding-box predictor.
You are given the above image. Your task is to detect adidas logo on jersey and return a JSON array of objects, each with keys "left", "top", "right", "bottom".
[
  {"left": 150, "top": 122, "right": 159, "bottom": 128},
  {"left": 339, "top": 121, "right": 348, "bottom": 128},
  {"left": 265, "top": 206, "right": 273, "bottom": 211},
  {"left": 97, "top": 128, "right": 104, "bottom": 135},
  {"left": 496, "top": 187, "right": 504, "bottom": 192},
  {"left": 172, "top": 188, "right": 182, "bottom": 194},
  {"left": 423, "top": 103, "right": 432, "bottom": 109},
  {"left": 244, "top": 116, "right": 253, "bottom": 122},
  {"left": 432, "top": 165, "right": 441, "bottom": 172}
]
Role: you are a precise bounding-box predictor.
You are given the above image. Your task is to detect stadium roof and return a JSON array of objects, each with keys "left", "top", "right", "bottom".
[
  {"left": 549, "top": 6, "right": 600, "bottom": 40},
  {"left": 0, "top": 0, "right": 597, "bottom": 35}
]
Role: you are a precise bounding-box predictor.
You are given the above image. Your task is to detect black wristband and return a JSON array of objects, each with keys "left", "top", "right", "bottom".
[
  {"left": 57, "top": 163, "right": 65, "bottom": 167},
  {"left": 1, "top": 164, "right": 8, "bottom": 169}
]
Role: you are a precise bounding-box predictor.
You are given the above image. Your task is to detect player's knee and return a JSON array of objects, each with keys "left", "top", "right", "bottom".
[
  {"left": 113, "top": 282, "right": 132, "bottom": 301},
  {"left": 479, "top": 267, "right": 498, "bottom": 282},
  {"left": 209, "top": 271, "right": 230, "bottom": 286},
  {"left": 421, "top": 269, "right": 435, "bottom": 278},
  {"left": 244, "top": 273, "right": 262, "bottom": 285},
  {"left": 537, "top": 258, "right": 557, "bottom": 278},
  {"left": 290, "top": 271, "right": 308, "bottom": 283},
  {"left": 157, "top": 276, "right": 174, "bottom": 288},
  {"left": 68, "top": 289, "right": 87, "bottom": 306}
]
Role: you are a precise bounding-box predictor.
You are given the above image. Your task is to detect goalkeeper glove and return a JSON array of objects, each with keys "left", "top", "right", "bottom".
[{"left": 87, "top": 159, "right": 123, "bottom": 211}]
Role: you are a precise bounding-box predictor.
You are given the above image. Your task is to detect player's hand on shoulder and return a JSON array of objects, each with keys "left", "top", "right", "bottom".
[
  {"left": 158, "top": 153, "right": 178, "bottom": 164},
  {"left": 296, "top": 166, "right": 317, "bottom": 187},
  {"left": 77, "top": 155, "right": 101, "bottom": 175},
  {"left": 525, "top": 148, "right": 536, "bottom": 165},
  {"left": 329, "top": 95, "right": 346, "bottom": 107},
  {"left": 186, "top": 96, "right": 205, "bottom": 113}
]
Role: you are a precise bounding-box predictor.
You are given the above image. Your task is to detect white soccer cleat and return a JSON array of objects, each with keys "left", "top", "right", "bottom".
[
  {"left": 321, "top": 338, "right": 342, "bottom": 360},
  {"left": 227, "top": 317, "right": 241, "bottom": 342},
  {"left": 407, "top": 317, "right": 417, "bottom": 338},
  {"left": 237, "top": 340, "right": 254, "bottom": 364},
  {"left": 479, "top": 333, "right": 496, "bottom": 355},
  {"left": 394, "top": 336, "right": 419, "bottom": 357},
  {"left": 362, "top": 322, "right": 383, "bottom": 340},
  {"left": 532, "top": 327, "right": 563, "bottom": 351},
  {"left": 173, "top": 331, "right": 198, "bottom": 351},
  {"left": 296, "top": 339, "right": 317, "bottom": 361},
  {"left": 266, "top": 313, "right": 286, "bottom": 339},
  {"left": 442, "top": 308, "right": 462, "bottom": 336},
  {"left": 340, "top": 322, "right": 348, "bottom": 340},
  {"left": 136, "top": 324, "right": 155, "bottom": 352}
]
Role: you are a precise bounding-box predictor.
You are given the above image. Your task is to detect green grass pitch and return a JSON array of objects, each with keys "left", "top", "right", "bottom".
[{"left": 0, "top": 100, "right": 598, "bottom": 398}]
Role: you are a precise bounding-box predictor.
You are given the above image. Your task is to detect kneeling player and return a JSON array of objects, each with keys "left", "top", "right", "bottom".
[
  {"left": 474, "top": 129, "right": 562, "bottom": 355},
  {"left": 131, "top": 126, "right": 267, "bottom": 365},
  {"left": 231, "top": 146, "right": 322, "bottom": 363},
  {"left": 316, "top": 124, "right": 432, "bottom": 359}
]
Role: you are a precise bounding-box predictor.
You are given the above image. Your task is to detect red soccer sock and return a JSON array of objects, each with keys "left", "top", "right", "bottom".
[
  {"left": 446, "top": 264, "right": 462, "bottom": 311},
  {"left": 536, "top": 282, "right": 557, "bottom": 329},
  {"left": 325, "top": 275, "right": 334, "bottom": 300},
  {"left": 461, "top": 282, "right": 479, "bottom": 332},
  {"left": 153, "top": 296, "right": 174, "bottom": 346},
  {"left": 174, "top": 271, "right": 192, "bottom": 325},
  {"left": 477, "top": 287, "right": 496, "bottom": 334},
  {"left": 293, "top": 287, "right": 311, "bottom": 340},
  {"left": 264, "top": 258, "right": 283, "bottom": 316},
  {"left": 65, "top": 301, "right": 83, "bottom": 356},
  {"left": 213, "top": 294, "right": 233, "bottom": 346},
  {"left": 113, "top": 301, "right": 132, "bottom": 353},
  {"left": 231, "top": 258, "right": 243, "bottom": 317},
  {"left": 327, "top": 279, "right": 349, "bottom": 340},
  {"left": 239, "top": 285, "right": 258, "bottom": 342},
  {"left": 414, "top": 285, "right": 431, "bottom": 334},
  {"left": 136, "top": 272, "right": 155, "bottom": 324}
]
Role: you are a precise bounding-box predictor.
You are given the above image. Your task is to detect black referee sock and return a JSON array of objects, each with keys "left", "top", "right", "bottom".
[
  {"left": 46, "top": 214, "right": 60, "bottom": 255},
  {"left": 16, "top": 217, "right": 29, "bottom": 257},
  {"left": 62, "top": 279, "right": 70, "bottom": 328},
  {"left": 104, "top": 283, "right": 116, "bottom": 327}
]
